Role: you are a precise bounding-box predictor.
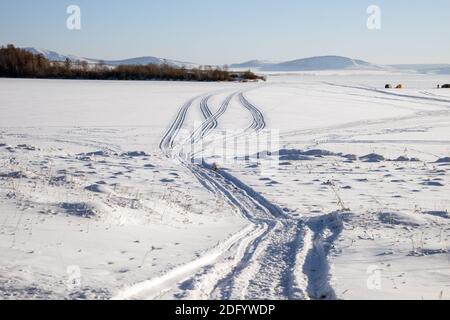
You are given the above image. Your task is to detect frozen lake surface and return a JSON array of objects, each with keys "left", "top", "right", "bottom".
[{"left": 0, "top": 74, "right": 449, "bottom": 300}]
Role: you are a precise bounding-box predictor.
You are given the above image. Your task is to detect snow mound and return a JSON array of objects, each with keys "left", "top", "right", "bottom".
[
  {"left": 59, "top": 202, "right": 97, "bottom": 218},
  {"left": 49, "top": 175, "right": 73, "bottom": 186},
  {"left": 278, "top": 150, "right": 314, "bottom": 161},
  {"left": 422, "top": 211, "right": 450, "bottom": 219},
  {"left": 409, "top": 248, "right": 450, "bottom": 257},
  {"left": 378, "top": 212, "right": 428, "bottom": 226},
  {"left": 16, "top": 144, "right": 37, "bottom": 151},
  {"left": 391, "top": 156, "right": 420, "bottom": 162},
  {"left": 121, "top": 151, "right": 149, "bottom": 158},
  {"left": 360, "top": 153, "right": 385, "bottom": 163},
  {"left": 435, "top": 157, "right": 450, "bottom": 163},
  {"left": 85, "top": 184, "right": 113, "bottom": 194},
  {"left": 421, "top": 181, "right": 444, "bottom": 187},
  {"left": 299, "top": 149, "right": 337, "bottom": 157},
  {"left": 0, "top": 171, "right": 29, "bottom": 179},
  {"left": 84, "top": 150, "right": 112, "bottom": 157},
  {"left": 257, "top": 149, "right": 350, "bottom": 161}
]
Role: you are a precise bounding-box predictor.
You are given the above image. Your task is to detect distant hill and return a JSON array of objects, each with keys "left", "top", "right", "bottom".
[
  {"left": 263, "top": 56, "right": 384, "bottom": 71},
  {"left": 103, "top": 57, "right": 198, "bottom": 69},
  {"left": 23, "top": 48, "right": 97, "bottom": 64},
  {"left": 231, "top": 56, "right": 385, "bottom": 72},
  {"left": 390, "top": 64, "right": 450, "bottom": 75},
  {"left": 230, "top": 56, "right": 450, "bottom": 74},
  {"left": 20, "top": 48, "right": 450, "bottom": 74},
  {"left": 22, "top": 47, "right": 197, "bottom": 69},
  {"left": 230, "top": 60, "right": 276, "bottom": 69}
]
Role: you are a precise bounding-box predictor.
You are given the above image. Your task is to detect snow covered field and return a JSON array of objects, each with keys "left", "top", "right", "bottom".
[{"left": 0, "top": 74, "right": 449, "bottom": 300}]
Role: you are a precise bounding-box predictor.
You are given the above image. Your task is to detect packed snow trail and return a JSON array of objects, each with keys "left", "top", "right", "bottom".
[
  {"left": 239, "top": 92, "right": 267, "bottom": 131},
  {"left": 159, "top": 96, "right": 196, "bottom": 155},
  {"left": 114, "top": 88, "right": 340, "bottom": 300},
  {"left": 173, "top": 90, "right": 310, "bottom": 300}
]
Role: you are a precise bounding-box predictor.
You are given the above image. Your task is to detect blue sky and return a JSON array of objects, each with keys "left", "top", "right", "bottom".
[{"left": 1, "top": 0, "right": 449, "bottom": 65}]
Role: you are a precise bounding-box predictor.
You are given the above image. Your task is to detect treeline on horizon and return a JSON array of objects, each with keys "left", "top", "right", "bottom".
[{"left": 0, "top": 45, "right": 265, "bottom": 82}]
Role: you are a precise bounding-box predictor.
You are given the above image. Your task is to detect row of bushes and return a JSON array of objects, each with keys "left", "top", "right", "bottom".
[{"left": 0, "top": 45, "right": 265, "bottom": 82}]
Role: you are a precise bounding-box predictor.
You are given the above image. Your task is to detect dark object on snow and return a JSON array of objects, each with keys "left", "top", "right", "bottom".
[
  {"left": 437, "top": 84, "right": 441, "bottom": 89},
  {"left": 441, "top": 84, "right": 450, "bottom": 89},
  {"left": 212, "top": 163, "right": 219, "bottom": 172},
  {"left": 385, "top": 84, "right": 392, "bottom": 89},
  {"left": 396, "top": 84, "right": 403, "bottom": 89}
]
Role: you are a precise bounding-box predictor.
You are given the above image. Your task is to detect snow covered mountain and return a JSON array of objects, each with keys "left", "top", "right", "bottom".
[
  {"left": 23, "top": 48, "right": 97, "bottom": 64},
  {"left": 102, "top": 56, "right": 197, "bottom": 69},
  {"left": 231, "top": 56, "right": 385, "bottom": 72},
  {"left": 230, "top": 60, "right": 276, "bottom": 69},
  {"left": 22, "top": 47, "right": 197, "bottom": 69},
  {"left": 230, "top": 56, "right": 450, "bottom": 74},
  {"left": 263, "top": 56, "right": 384, "bottom": 71},
  {"left": 22, "top": 48, "right": 449, "bottom": 74}
]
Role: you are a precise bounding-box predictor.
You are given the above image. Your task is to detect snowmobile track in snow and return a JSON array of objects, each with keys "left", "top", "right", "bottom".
[{"left": 114, "top": 88, "right": 339, "bottom": 300}]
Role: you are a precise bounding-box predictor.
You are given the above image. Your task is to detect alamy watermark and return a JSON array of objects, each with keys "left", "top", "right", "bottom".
[
  {"left": 66, "top": 265, "right": 82, "bottom": 292},
  {"left": 366, "top": 265, "right": 382, "bottom": 290},
  {"left": 172, "top": 127, "right": 280, "bottom": 177},
  {"left": 367, "top": 5, "right": 381, "bottom": 30},
  {"left": 66, "top": 5, "right": 81, "bottom": 30},
  {"left": 64, "top": 5, "right": 380, "bottom": 32}
]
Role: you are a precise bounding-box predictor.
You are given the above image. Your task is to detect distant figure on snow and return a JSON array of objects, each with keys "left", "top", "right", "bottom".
[
  {"left": 396, "top": 84, "right": 403, "bottom": 89},
  {"left": 385, "top": 84, "right": 392, "bottom": 89},
  {"left": 212, "top": 163, "right": 219, "bottom": 172},
  {"left": 437, "top": 84, "right": 441, "bottom": 89}
]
